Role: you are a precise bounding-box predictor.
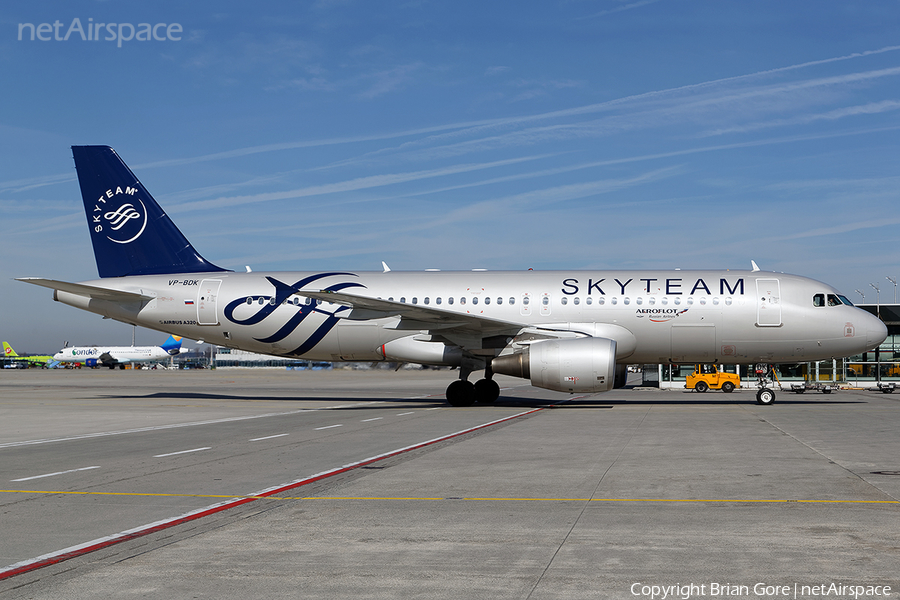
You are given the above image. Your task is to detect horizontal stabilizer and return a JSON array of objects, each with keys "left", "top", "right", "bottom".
[{"left": 15, "top": 278, "right": 153, "bottom": 301}]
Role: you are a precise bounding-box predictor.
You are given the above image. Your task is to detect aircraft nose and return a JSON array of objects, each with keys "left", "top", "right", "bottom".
[{"left": 866, "top": 313, "right": 888, "bottom": 350}]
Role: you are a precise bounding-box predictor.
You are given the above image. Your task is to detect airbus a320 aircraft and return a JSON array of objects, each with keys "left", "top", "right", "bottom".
[
  {"left": 17, "top": 146, "right": 887, "bottom": 405},
  {"left": 53, "top": 335, "right": 182, "bottom": 369}
]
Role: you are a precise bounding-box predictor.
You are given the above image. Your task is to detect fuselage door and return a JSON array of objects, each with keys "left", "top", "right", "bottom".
[
  {"left": 197, "top": 279, "right": 222, "bottom": 325},
  {"left": 756, "top": 278, "right": 781, "bottom": 327}
]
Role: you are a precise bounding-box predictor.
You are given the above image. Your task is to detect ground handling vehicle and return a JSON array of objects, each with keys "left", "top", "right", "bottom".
[{"left": 685, "top": 364, "right": 740, "bottom": 393}]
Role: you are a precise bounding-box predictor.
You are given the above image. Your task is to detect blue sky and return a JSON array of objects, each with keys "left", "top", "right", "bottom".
[{"left": 2, "top": 1, "right": 900, "bottom": 352}]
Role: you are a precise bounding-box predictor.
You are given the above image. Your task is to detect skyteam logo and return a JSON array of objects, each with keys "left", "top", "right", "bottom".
[
  {"left": 224, "top": 273, "right": 365, "bottom": 356},
  {"left": 92, "top": 186, "right": 148, "bottom": 244}
]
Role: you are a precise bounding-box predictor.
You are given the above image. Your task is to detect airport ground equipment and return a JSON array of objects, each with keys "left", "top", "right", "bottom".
[
  {"left": 685, "top": 364, "right": 740, "bottom": 393},
  {"left": 789, "top": 382, "right": 834, "bottom": 394}
]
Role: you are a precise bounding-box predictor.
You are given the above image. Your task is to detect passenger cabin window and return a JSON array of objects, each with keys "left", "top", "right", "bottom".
[{"left": 813, "top": 294, "right": 825, "bottom": 307}]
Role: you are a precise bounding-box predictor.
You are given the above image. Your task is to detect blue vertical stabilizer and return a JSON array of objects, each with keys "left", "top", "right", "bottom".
[{"left": 72, "top": 146, "right": 230, "bottom": 278}]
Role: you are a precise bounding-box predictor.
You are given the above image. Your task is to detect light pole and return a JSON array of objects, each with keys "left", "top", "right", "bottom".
[
  {"left": 856, "top": 289, "right": 865, "bottom": 303},
  {"left": 871, "top": 283, "right": 882, "bottom": 383},
  {"left": 887, "top": 276, "right": 897, "bottom": 304}
]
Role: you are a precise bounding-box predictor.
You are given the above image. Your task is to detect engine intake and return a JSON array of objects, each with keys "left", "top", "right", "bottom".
[{"left": 491, "top": 337, "right": 617, "bottom": 393}]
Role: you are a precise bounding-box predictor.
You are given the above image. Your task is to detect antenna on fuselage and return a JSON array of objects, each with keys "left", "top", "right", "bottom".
[
  {"left": 751, "top": 260, "right": 760, "bottom": 272},
  {"left": 382, "top": 261, "right": 391, "bottom": 273}
]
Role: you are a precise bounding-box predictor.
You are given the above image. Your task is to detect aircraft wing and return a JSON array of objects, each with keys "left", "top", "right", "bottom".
[
  {"left": 302, "top": 289, "right": 526, "bottom": 348},
  {"left": 97, "top": 352, "right": 118, "bottom": 366},
  {"left": 16, "top": 278, "right": 154, "bottom": 302}
]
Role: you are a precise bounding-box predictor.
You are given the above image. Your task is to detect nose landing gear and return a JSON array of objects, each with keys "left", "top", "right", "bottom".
[{"left": 754, "top": 363, "right": 777, "bottom": 405}]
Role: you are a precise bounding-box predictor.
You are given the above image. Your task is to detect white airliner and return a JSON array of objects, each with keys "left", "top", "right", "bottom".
[
  {"left": 53, "top": 335, "right": 183, "bottom": 369},
  {"left": 17, "top": 146, "right": 887, "bottom": 405}
]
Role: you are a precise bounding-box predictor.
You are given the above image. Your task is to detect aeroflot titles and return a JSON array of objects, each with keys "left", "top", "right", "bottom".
[{"left": 561, "top": 277, "right": 745, "bottom": 296}]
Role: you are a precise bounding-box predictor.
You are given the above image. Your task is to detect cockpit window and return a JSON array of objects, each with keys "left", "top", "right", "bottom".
[{"left": 815, "top": 293, "right": 854, "bottom": 307}]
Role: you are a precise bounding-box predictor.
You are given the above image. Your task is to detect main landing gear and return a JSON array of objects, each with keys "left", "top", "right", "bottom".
[{"left": 446, "top": 360, "right": 500, "bottom": 407}]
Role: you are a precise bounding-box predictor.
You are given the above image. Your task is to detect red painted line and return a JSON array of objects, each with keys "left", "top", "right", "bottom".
[{"left": 0, "top": 405, "right": 548, "bottom": 581}]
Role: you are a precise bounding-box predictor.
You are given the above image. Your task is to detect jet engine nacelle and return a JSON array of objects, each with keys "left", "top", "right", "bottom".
[{"left": 491, "top": 337, "right": 617, "bottom": 393}]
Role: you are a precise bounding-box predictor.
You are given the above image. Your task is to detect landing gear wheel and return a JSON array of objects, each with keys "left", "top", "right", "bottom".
[
  {"left": 695, "top": 381, "right": 709, "bottom": 393},
  {"left": 756, "top": 388, "right": 776, "bottom": 405},
  {"left": 721, "top": 381, "right": 735, "bottom": 393},
  {"left": 446, "top": 380, "right": 476, "bottom": 407},
  {"left": 474, "top": 379, "right": 501, "bottom": 404}
]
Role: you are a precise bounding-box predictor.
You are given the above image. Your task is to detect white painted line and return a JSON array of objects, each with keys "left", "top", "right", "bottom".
[
  {"left": 397, "top": 412, "right": 415, "bottom": 416},
  {"left": 153, "top": 447, "right": 211, "bottom": 458},
  {"left": 314, "top": 424, "right": 342, "bottom": 431},
  {"left": 0, "top": 401, "right": 381, "bottom": 450},
  {"left": 0, "top": 405, "right": 548, "bottom": 580},
  {"left": 249, "top": 434, "right": 289, "bottom": 442},
  {"left": 12, "top": 466, "right": 100, "bottom": 482},
  {"left": 361, "top": 417, "right": 383, "bottom": 422}
]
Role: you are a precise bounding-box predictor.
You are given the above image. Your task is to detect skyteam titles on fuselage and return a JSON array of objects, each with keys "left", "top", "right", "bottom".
[{"left": 560, "top": 276, "right": 744, "bottom": 296}]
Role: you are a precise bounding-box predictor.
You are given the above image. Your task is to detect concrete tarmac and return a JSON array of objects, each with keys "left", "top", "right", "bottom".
[{"left": 0, "top": 369, "right": 898, "bottom": 599}]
